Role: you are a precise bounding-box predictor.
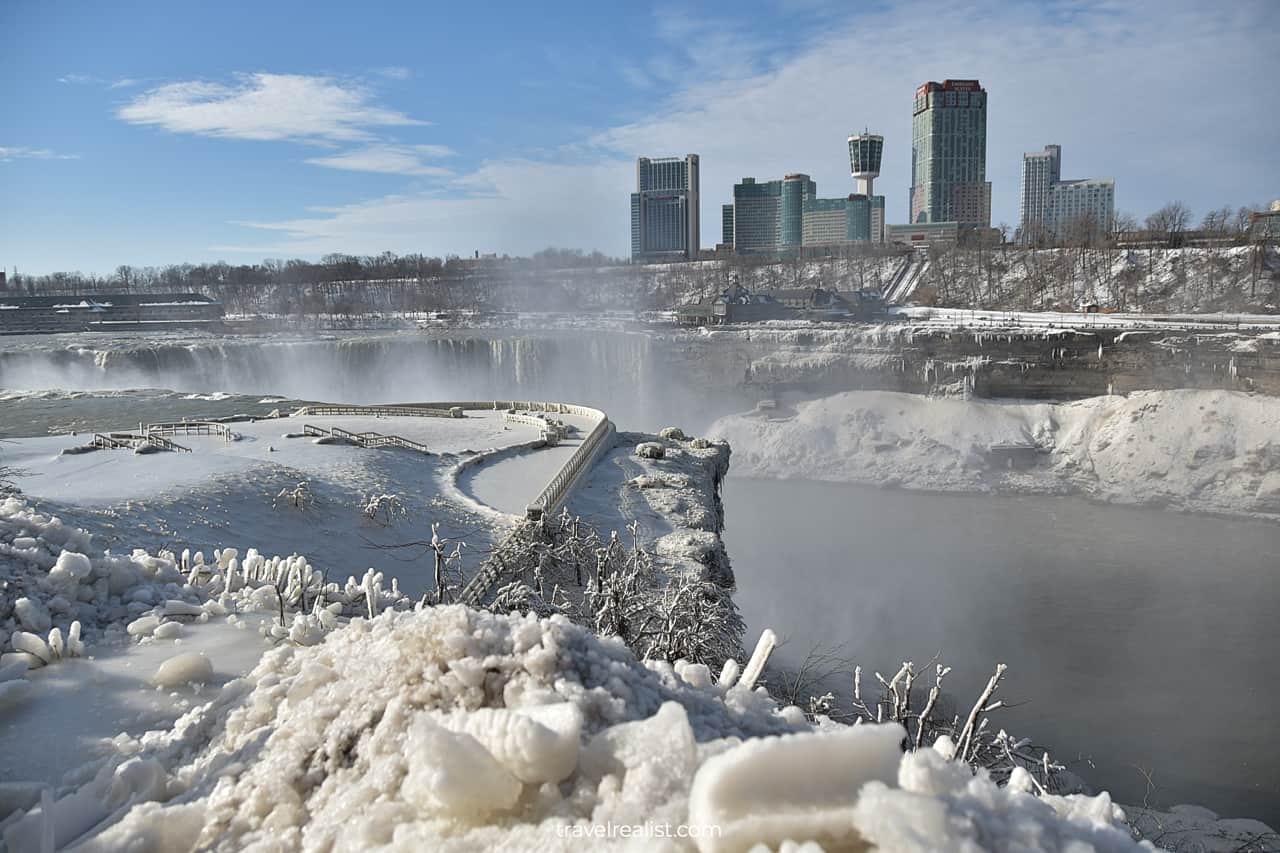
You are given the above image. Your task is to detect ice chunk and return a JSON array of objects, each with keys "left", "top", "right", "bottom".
[
  {"left": 10, "top": 631, "right": 53, "bottom": 664},
  {"left": 400, "top": 714, "right": 521, "bottom": 819},
  {"left": 152, "top": 653, "right": 213, "bottom": 687},
  {"left": 163, "top": 600, "right": 204, "bottom": 618},
  {"left": 67, "top": 621, "right": 85, "bottom": 657},
  {"left": 13, "top": 597, "right": 51, "bottom": 633},
  {"left": 153, "top": 622, "right": 183, "bottom": 640},
  {"left": 49, "top": 550, "right": 92, "bottom": 586},
  {"left": 739, "top": 629, "right": 776, "bottom": 690},
  {"left": 127, "top": 615, "right": 162, "bottom": 637},
  {"left": 438, "top": 703, "right": 582, "bottom": 784},
  {"left": 583, "top": 702, "right": 696, "bottom": 809},
  {"left": 687, "top": 722, "right": 905, "bottom": 852},
  {"left": 0, "top": 652, "right": 44, "bottom": 671}
]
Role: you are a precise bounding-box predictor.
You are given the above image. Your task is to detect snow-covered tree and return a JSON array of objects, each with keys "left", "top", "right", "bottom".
[
  {"left": 273, "top": 481, "right": 313, "bottom": 511},
  {"left": 361, "top": 491, "right": 407, "bottom": 526}
]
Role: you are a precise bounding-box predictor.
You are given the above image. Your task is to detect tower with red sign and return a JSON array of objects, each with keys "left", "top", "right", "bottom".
[{"left": 909, "top": 80, "right": 991, "bottom": 229}]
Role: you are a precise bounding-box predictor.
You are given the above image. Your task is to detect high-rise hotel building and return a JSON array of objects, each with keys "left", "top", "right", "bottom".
[
  {"left": 909, "top": 80, "right": 990, "bottom": 228},
  {"left": 1019, "top": 145, "right": 1114, "bottom": 242},
  {"left": 630, "top": 155, "right": 700, "bottom": 262}
]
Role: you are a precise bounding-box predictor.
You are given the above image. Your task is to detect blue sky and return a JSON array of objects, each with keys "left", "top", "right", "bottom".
[{"left": 2, "top": 0, "right": 1277, "bottom": 275}]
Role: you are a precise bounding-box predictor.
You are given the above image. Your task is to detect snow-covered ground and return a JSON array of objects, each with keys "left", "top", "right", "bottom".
[
  {"left": 709, "top": 388, "right": 1280, "bottom": 520},
  {"left": 0, "top": 494, "right": 1158, "bottom": 853},
  {"left": 3, "top": 417, "right": 1276, "bottom": 849},
  {"left": 3, "top": 411, "right": 572, "bottom": 599}
]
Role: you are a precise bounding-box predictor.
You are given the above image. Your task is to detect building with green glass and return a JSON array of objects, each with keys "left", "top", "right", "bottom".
[
  {"left": 781, "top": 174, "right": 816, "bottom": 248},
  {"left": 910, "top": 80, "right": 990, "bottom": 228},
  {"left": 721, "top": 204, "right": 735, "bottom": 249},
  {"left": 731, "top": 177, "right": 783, "bottom": 255}
]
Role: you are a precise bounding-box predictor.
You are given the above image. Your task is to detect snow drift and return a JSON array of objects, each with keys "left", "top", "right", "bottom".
[
  {"left": 4, "top": 605, "right": 1151, "bottom": 853},
  {"left": 3, "top": 491, "right": 1272, "bottom": 850},
  {"left": 709, "top": 388, "right": 1280, "bottom": 519}
]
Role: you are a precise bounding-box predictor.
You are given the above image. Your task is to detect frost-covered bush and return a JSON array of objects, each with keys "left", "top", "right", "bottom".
[
  {"left": 360, "top": 491, "right": 407, "bottom": 526},
  {"left": 481, "top": 512, "right": 745, "bottom": 669},
  {"left": 273, "top": 480, "right": 314, "bottom": 511}
]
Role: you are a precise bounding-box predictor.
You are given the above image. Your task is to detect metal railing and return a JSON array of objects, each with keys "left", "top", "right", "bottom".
[
  {"left": 293, "top": 404, "right": 461, "bottom": 419},
  {"left": 144, "top": 420, "right": 240, "bottom": 441},
  {"left": 90, "top": 432, "right": 190, "bottom": 452},
  {"left": 302, "top": 423, "right": 432, "bottom": 454}
]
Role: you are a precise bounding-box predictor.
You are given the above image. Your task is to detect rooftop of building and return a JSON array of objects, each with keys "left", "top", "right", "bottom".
[
  {"left": 0, "top": 293, "right": 219, "bottom": 308},
  {"left": 917, "top": 78, "right": 985, "bottom": 93}
]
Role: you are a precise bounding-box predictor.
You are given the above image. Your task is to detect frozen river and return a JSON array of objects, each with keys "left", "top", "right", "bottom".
[{"left": 721, "top": 477, "right": 1280, "bottom": 823}]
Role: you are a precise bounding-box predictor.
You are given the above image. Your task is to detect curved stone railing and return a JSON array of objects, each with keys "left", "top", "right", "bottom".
[
  {"left": 294, "top": 399, "right": 611, "bottom": 522},
  {"left": 523, "top": 415, "right": 614, "bottom": 522}
]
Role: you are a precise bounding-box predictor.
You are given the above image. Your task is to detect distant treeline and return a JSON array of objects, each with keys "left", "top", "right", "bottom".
[{"left": 2, "top": 248, "right": 628, "bottom": 315}]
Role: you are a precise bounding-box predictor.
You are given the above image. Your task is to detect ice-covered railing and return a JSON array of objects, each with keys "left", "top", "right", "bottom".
[
  {"left": 301, "top": 423, "right": 432, "bottom": 455},
  {"left": 143, "top": 420, "right": 240, "bottom": 442},
  {"left": 90, "top": 432, "right": 191, "bottom": 453},
  {"left": 292, "top": 404, "right": 462, "bottom": 419},
  {"left": 523, "top": 414, "right": 613, "bottom": 522}
]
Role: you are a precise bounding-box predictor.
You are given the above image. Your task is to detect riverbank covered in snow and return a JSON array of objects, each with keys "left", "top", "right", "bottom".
[
  {"left": 2, "top": 477, "right": 1276, "bottom": 849},
  {"left": 709, "top": 388, "right": 1280, "bottom": 520},
  {"left": 0, "top": 498, "right": 1156, "bottom": 853}
]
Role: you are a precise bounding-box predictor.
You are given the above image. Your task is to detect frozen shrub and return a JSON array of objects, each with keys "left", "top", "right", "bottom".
[{"left": 635, "top": 441, "right": 665, "bottom": 459}]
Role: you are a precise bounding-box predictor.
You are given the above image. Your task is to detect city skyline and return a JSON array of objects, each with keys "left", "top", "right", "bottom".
[{"left": 2, "top": 0, "right": 1276, "bottom": 274}]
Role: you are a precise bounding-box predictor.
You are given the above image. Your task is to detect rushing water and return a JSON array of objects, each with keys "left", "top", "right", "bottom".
[{"left": 721, "top": 477, "right": 1280, "bottom": 822}]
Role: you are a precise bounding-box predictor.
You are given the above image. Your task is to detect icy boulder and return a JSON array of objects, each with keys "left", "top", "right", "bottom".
[
  {"left": 401, "top": 714, "right": 522, "bottom": 819},
  {"left": 636, "top": 441, "right": 666, "bottom": 459},
  {"left": 48, "top": 549, "right": 93, "bottom": 587},
  {"left": 151, "top": 653, "right": 213, "bottom": 687},
  {"left": 49, "top": 606, "right": 1153, "bottom": 852},
  {"left": 687, "top": 723, "right": 905, "bottom": 852},
  {"left": 13, "top": 597, "right": 51, "bottom": 633}
]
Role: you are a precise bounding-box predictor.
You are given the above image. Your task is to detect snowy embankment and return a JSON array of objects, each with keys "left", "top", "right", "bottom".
[
  {"left": 0, "top": 509, "right": 1145, "bottom": 853},
  {"left": 709, "top": 389, "right": 1280, "bottom": 520},
  {"left": 2, "top": 484, "right": 1272, "bottom": 850}
]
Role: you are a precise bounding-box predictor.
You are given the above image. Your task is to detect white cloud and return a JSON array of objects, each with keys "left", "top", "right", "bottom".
[
  {"left": 118, "top": 72, "right": 426, "bottom": 143},
  {"left": 223, "top": 0, "right": 1278, "bottom": 259},
  {"left": 58, "top": 73, "right": 141, "bottom": 89},
  {"left": 594, "top": 0, "right": 1279, "bottom": 232},
  {"left": 306, "top": 144, "right": 454, "bottom": 177},
  {"left": 220, "top": 159, "right": 631, "bottom": 257},
  {"left": 375, "top": 66, "right": 412, "bottom": 80},
  {"left": 0, "top": 146, "right": 80, "bottom": 162}
]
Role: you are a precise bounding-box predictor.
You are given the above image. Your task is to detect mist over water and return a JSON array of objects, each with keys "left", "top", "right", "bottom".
[
  {"left": 2, "top": 327, "right": 1276, "bottom": 822},
  {"left": 0, "top": 330, "right": 747, "bottom": 434},
  {"left": 722, "top": 478, "right": 1280, "bottom": 823}
]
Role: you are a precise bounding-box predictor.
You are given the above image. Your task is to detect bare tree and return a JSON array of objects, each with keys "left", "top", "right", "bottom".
[{"left": 1145, "top": 202, "right": 1192, "bottom": 247}]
